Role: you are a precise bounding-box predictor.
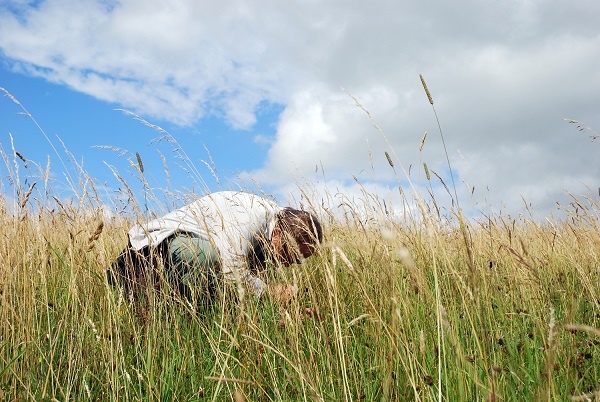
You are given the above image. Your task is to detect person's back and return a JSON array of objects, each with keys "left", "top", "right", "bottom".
[{"left": 109, "top": 191, "right": 323, "bottom": 304}]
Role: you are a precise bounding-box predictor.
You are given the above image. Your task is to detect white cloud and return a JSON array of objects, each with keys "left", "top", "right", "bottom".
[
  {"left": 252, "top": 84, "right": 402, "bottom": 185},
  {"left": 1, "top": 0, "right": 600, "bottom": 218},
  {"left": 0, "top": 0, "right": 299, "bottom": 126}
]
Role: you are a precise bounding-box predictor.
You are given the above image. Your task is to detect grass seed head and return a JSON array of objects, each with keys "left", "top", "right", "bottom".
[
  {"left": 19, "top": 182, "right": 36, "bottom": 209},
  {"left": 420, "top": 74, "right": 434, "bottom": 105},
  {"left": 136, "top": 152, "right": 144, "bottom": 174},
  {"left": 15, "top": 151, "right": 28, "bottom": 167},
  {"left": 385, "top": 151, "right": 394, "bottom": 168},
  {"left": 87, "top": 221, "right": 104, "bottom": 251}
]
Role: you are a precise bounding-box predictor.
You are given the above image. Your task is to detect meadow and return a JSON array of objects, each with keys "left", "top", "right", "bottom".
[{"left": 1, "top": 83, "right": 600, "bottom": 401}]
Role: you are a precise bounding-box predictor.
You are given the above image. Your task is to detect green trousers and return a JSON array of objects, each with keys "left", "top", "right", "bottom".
[{"left": 167, "top": 234, "right": 220, "bottom": 300}]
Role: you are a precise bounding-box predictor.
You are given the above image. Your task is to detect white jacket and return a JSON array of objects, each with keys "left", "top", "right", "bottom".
[{"left": 128, "top": 191, "right": 281, "bottom": 296}]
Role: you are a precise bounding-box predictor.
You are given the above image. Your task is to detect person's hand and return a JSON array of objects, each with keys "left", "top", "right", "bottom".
[
  {"left": 303, "top": 307, "right": 317, "bottom": 318},
  {"left": 268, "top": 284, "right": 298, "bottom": 304}
]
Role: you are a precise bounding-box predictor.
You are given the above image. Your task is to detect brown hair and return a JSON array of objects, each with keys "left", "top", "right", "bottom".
[{"left": 277, "top": 208, "right": 323, "bottom": 250}]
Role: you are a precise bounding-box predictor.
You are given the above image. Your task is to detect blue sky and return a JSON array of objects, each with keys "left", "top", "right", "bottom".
[
  {"left": 1, "top": 0, "right": 600, "bottom": 219},
  {"left": 0, "top": 66, "right": 283, "bottom": 212}
]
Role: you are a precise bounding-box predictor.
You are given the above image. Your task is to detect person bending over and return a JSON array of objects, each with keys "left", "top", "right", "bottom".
[{"left": 108, "top": 191, "right": 323, "bottom": 304}]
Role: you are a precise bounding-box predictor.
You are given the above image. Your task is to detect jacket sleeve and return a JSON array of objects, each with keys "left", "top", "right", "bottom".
[{"left": 219, "top": 250, "right": 267, "bottom": 298}]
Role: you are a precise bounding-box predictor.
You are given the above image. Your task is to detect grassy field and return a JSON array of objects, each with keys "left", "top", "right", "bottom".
[
  {"left": 1, "top": 83, "right": 600, "bottom": 401},
  {"left": 1, "top": 182, "right": 600, "bottom": 401}
]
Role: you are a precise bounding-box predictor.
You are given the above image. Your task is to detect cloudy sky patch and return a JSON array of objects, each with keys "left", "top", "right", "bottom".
[{"left": 1, "top": 0, "right": 599, "bottom": 218}]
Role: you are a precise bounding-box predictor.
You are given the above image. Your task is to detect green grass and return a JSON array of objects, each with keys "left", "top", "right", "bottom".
[{"left": 1, "top": 198, "right": 600, "bottom": 401}]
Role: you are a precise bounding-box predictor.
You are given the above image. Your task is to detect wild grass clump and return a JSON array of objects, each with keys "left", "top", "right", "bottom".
[
  {"left": 2, "top": 184, "right": 600, "bottom": 401},
  {"left": 1, "top": 85, "right": 600, "bottom": 401}
]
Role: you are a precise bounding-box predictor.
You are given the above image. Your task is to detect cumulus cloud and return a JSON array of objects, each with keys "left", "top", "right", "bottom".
[
  {"left": 0, "top": 0, "right": 299, "bottom": 126},
  {"left": 252, "top": 84, "right": 403, "bottom": 185},
  {"left": 1, "top": 0, "right": 599, "bottom": 217}
]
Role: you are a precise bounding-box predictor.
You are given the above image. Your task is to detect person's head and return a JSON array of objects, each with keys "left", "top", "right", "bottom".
[{"left": 271, "top": 208, "right": 323, "bottom": 266}]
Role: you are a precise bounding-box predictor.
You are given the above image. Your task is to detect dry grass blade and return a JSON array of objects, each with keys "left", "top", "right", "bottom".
[
  {"left": 1, "top": 87, "right": 23, "bottom": 106},
  {"left": 87, "top": 221, "right": 104, "bottom": 251},
  {"left": 204, "top": 376, "right": 257, "bottom": 386},
  {"left": 504, "top": 245, "right": 533, "bottom": 270},
  {"left": 332, "top": 245, "right": 354, "bottom": 271},
  {"left": 562, "top": 118, "right": 599, "bottom": 141},
  {"left": 116, "top": 109, "right": 168, "bottom": 135},
  {"left": 570, "top": 390, "right": 600, "bottom": 401},
  {"left": 431, "top": 169, "right": 451, "bottom": 198},
  {"left": 340, "top": 86, "right": 383, "bottom": 132},
  {"left": 564, "top": 324, "right": 600, "bottom": 338},
  {"left": 2, "top": 88, "right": 74, "bottom": 188},
  {"left": 347, "top": 314, "right": 371, "bottom": 327},
  {"left": 19, "top": 182, "right": 36, "bottom": 209},
  {"left": 419, "top": 74, "right": 461, "bottom": 210}
]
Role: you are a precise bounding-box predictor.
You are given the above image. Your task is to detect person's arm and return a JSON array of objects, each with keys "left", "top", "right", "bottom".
[
  {"left": 229, "top": 269, "right": 298, "bottom": 304},
  {"left": 242, "top": 272, "right": 268, "bottom": 298},
  {"left": 212, "top": 192, "right": 287, "bottom": 299}
]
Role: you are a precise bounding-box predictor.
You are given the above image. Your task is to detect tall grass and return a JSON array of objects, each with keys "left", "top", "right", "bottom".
[{"left": 1, "top": 87, "right": 600, "bottom": 401}]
